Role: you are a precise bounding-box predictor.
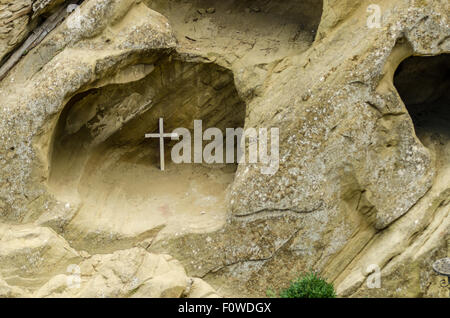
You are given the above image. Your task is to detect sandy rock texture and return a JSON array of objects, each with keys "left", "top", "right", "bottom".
[
  {"left": 0, "top": 0, "right": 32, "bottom": 61},
  {"left": 0, "top": 0, "right": 448, "bottom": 297},
  {"left": 0, "top": 224, "right": 219, "bottom": 297},
  {"left": 35, "top": 247, "right": 219, "bottom": 298}
]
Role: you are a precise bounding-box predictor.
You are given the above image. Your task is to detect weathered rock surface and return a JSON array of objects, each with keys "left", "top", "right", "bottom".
[
  {"left": 0, "top": 223, "right": 218, "bottom": 297},
  {"left": 0, "top": 0, "right": 448, "bottom": 298},
  {"left": 0, "top": 0, "right": 32, "bottom": 61},
  {"left": 0, "top": 223, "right": 81, "bottom": 288},
  {"left": 35, "top": 247, "right": 219, "bottom": 298}
]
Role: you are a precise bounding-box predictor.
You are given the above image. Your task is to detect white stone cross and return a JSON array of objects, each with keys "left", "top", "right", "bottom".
[{"left": 145, "top": 118, "right": 178, "bottom": 171}]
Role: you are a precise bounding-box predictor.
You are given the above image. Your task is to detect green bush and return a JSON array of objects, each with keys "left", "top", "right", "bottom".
[{"left": 279, "top": 272, "right": 336, "bottom": 298}]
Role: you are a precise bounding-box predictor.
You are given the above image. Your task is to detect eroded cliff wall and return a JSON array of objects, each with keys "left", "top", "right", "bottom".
[{"left": 0, "top": 0, "right": 448, "bottom": 297}]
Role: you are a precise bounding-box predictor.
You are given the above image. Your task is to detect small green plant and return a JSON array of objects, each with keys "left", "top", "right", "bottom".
[
  {"left": 279, "top": 272, "right": 336, "bottom": 298},
  {"left": 266, "top": 289, "right": 277, "bottom": 298}
]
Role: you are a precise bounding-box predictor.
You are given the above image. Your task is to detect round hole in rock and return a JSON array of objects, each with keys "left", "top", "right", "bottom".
[
  {"left": 48, "top": 58, "right": 246, "bottom": 252},
  {"left": 394, "top": 55, "right": 450, "bottom": 165}
]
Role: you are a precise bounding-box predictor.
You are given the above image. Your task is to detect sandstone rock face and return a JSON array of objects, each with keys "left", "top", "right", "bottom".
[
  {"left": 0, "top": 0, "right": 448, "bottom": 298},
  {"left": 0, "top": 0, "right": 32, "bottom": 61},
  {"left": 0, "top": 237, "right": 218, "bottom": 297},
  {"left": 35, "top": 247, "right": 219, "bottom": 298},
  {"left": 0, "top": 223, "right": 81, "bottom": 288},
  {"left": 0, "top": 0, "right": 69, "bottom": 63}
]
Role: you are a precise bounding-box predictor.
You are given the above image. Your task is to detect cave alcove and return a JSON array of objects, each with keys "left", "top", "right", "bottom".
[
  {"left": 394, "top": 54, "right": 450, "bottom": 161},
  {"left": 48, "top": 57, "right": 246, "bottom": 249}
]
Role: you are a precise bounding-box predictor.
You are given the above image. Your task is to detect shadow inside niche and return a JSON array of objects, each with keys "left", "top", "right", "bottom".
[
  {"left": 394, "top": 55, "right": 450, "bottom": 154},
  {"left": 48, "top": 57, "right": 246, "bottom": 251}
]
